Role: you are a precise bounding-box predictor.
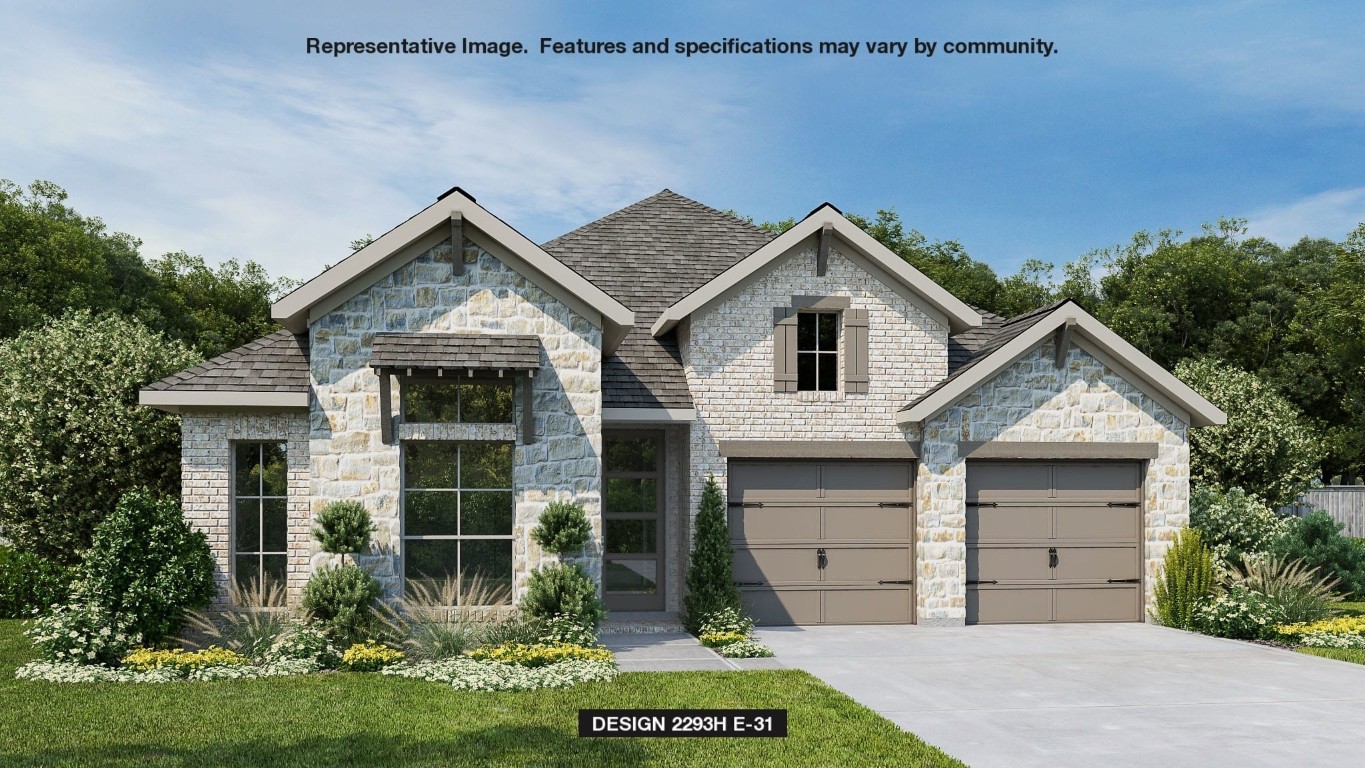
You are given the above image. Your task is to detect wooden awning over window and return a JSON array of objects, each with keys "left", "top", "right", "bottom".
[{"left": 369, "top": 332, "right": 541, "bottom": 376}]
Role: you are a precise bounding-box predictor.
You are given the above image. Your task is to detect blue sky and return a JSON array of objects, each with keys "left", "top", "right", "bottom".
[{"left": 2, "top": 1, "right": 1363, "bottom": 282}]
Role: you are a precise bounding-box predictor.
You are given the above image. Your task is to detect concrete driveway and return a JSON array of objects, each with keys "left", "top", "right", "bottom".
[{"left": 756, "top": 623, "right": 1365, "bottom": 768}]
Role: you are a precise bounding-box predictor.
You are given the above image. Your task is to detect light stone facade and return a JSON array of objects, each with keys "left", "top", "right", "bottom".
[
  {"left": 917, "top": 340, "right": 1189, "bottom": 625},
  {"left": 304, "top": 238, "right": 602, "bottom": 600},
  {"left": 682, "top": 244, "right": 941, "bottom": 537},
  {"left": 180, "top": 411, "right": 311, "bottom": 603}
]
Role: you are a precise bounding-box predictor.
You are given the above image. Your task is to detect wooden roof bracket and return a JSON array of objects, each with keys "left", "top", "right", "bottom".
[
  {"left": 450, "top": 212, "right": 465, "bottom": 276},
  {"left": 1054, "top": 319, "right": 1075, "bottom": 368},
  {"left": 816, "top": 223, "right": 832, "bottom": 276}
]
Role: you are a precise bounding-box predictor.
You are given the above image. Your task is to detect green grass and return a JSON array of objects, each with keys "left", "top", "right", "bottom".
[
  {"left": 1297, "top": 647, "right": 1365, "bottom": 665},
  {"left": 1333, "top": 601, "right": 1365, "bottom": 617},
  {"left": 0, "top": 620, "right": 963, "bottom": 767}
]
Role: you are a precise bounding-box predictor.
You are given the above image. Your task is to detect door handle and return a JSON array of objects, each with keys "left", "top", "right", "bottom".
[
  {"left": 1048, "top": 548, "right": 1059, "bottom": 569},
  {"left": 817, "top": 548, "right": 828, "bottom": 570}
]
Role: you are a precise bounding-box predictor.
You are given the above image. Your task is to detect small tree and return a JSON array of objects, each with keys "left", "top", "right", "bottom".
[
  {"left": 1153, "top": 528, "right": 1215, "bottom": 630},
  {"left": 520, "top": 561, "right": 606, "bottom": 632},
  {"left": 312, "top": 500, "right": 375, "bottom": 566},
  {"left": 1176, "top": 358, "right": 1325, "bottom": 508},
  {"left": 0, "top": 310, "right": 200, "bottom": 563},
  {"left": 78, "top": 489, "right": 216, "bottom": 643},
  {"left": 683, "top": 475, "right": 741, "bottom": 634},
  {"left": 530, "top": 501, "right": 592, "bottom": 554}
]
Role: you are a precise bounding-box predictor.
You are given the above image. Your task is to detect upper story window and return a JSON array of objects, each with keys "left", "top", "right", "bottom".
[
  {"left": 402, "top": 380, "right": 514, "bottom": 423},
  {"left": 796, "top": 312, "right": 839, "bottom": 391}
]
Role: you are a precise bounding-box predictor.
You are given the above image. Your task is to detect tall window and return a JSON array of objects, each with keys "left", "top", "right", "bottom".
[
  {"left": 233, "top": 442, "right": 288, "bottom": 591},
  {"left": 797, "top": 312, "right": 839, "bottom": 391},
  {"left": 602, "top": 432, "right": 664, "bottom": 610},
  {"left": 402, "top": 442, "right": 514, "bottom": 604},
  {"left": 403, "top": 380, "right": 513, "bottom": 423}
]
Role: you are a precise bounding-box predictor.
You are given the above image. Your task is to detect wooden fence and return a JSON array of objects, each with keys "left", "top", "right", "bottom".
[{"left": 1280, "top": 487, "right": 1365, "bottom": 538}]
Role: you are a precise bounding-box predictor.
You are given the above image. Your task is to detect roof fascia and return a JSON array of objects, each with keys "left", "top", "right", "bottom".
[{"left": 139, "top": 390, "right": 310, "bottom": 413}]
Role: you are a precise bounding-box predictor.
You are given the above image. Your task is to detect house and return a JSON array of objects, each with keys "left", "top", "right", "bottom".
[{"left": 140, "top": 188, "right": 1225, "bottom": 627}]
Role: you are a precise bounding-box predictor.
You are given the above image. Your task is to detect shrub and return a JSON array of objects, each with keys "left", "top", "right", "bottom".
[
  {"left": 302, "top": 564, "right": 381, "bottom": 647},
  {"left": 1189, "top": 486, "right": 1290, "bottom": 566},
  {"left": 1231, "top": 553, "right": 1341, "bottom": 624},
  {"left": 340, "top": 641, "right": 405, "bottom": 671},
  {"left": 25, "top": 600, "right": 142, "bottom": 665},
  {"left": 520, "top": 562, "right": 605, "bottom": 632},
  {"left": 698, "top": 606, "right": 754, "bottom": 637},
  {"left": 1271, "top": 510, "right": 1365, "bottom": 597},
  {"left": 1152, "top": 528, "right": 1215, "bottom": 629},
  {"left": 266, "top": 622, "right": 341, "bottom": 669},
  {"left": 1175, "top": 358, "right": 1325, "bottom": 508},
  {"left": 716, "top": 640, "right": 775, "bottom": 659},
  {"left": 180, "top": 577, "right": 295, "bottom": 663},
  {"left": 1276, "top": 615, "right": 1365, "bottom": 647},
  {"left": 121, "top": 646, "right": 250, "bottom": 673},
  {"left": 467, "top": 642, "right": 614, "bottom": 667},
  {"left": 0, "top": 310, "right": 200, "bottom": 563},
  {"left": 0, "top": 545, "right": 73, "bottom": 618},
  {"left": 312, "top": 501, "right": 375, "bottom": 564},
  {"left": 383, "top": 657, "right": 618, "bottom": 691},
  {"left": 376, "top": 574, "right": 510, "bottom": 661},
  {"left": 683, "top": 475, "right": 742, "bottom": 634},
  {"left": 78, "top": 489, "right": 216, "bottom": 643},
  {"left": 530, "top": 501, "right": 592, "bottom": 554},
  {"left": 699, "top": 632, "right": 749, "bottom": 648},
  {"left": 479, "top": 613, "right": 546, "bottom": 647},
  {"left": 1193, "top": 584, "right": 1276, "bottom": 640},
  {"left": 535, "top": 612, "right": 599, "bottom": 646}
]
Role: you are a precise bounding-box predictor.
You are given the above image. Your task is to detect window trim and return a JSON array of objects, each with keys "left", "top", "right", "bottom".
[{"left": 229, "top": 440, "right": 289, "bottom": 594}]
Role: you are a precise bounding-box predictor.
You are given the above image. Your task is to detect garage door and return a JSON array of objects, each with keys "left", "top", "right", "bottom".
[
  {"left": 966, "top": 461, "right": 1142, "bottom": 624},
  {"left": 728, "top": 461, "right": 914, "bottom": 625}
]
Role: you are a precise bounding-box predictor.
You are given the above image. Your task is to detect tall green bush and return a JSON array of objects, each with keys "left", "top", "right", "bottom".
[
  {"left": 312, "top": 500, "right": 375, "bottom": 565},
  {"left": 78, "top": 489, "right": 216, "bottom": 643},
  {"left": 683, "top": 475, "right": 741, "bottom": 634},
  {"left": 1153, "top": 527, "right": 1216, "bottom": 630},
  {"left": 0, "top": 545, "right": 73, "bottom": 617},
  {"left": 302, "top": 565, "right": 381, "bottom": 647},
  {"left": 530, "top": 501, "right": 592, "bottom": 554},
  {"left": 1272, "top": 510, "right": 1365, "bottom": 597},
  {"left": 1189, "top": 486, "right": 1290, "bottom": 566},
  {"left": 0, "top": 310, "right": 199, "bottom": 563},
  {"left": 520, "top": 562, "right": 606, "bottom": 632}
]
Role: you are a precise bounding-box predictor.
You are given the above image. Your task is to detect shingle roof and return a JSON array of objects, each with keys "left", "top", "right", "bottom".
[
  {"left": 144, "top": 330, "right": 310, "bottom": 392},
  {"left": 903, "top": 299, "right": 1070, "bottom": 412},
  {"left": 950, "top": 306, "right": 1005, "bottom": 372},
  {"left": 543, "top": 190, "right": 776, "bottom": 409},
  {"left": 369, "top": 333, "right": 541, "bottom": 371}
]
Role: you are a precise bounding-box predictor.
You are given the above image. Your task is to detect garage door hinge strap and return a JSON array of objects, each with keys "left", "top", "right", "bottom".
[
  {"left": 1106, "top": 578, "right": 1140, "bottom": 583},
  {"left": 1107, "top": 502, "right": 1139, "bottom": 507},
  {"left": 878, "top": 502, "right": 912, "bottom": 508},
  {"left": 728, "top": 502, "right": 764, "bottom": 508},
  {"left": 734, "top": 581, "right": 767, "bottom": 587},
  {"left": 967, "top": 580, "right": 999, "bottom": 585},
  {"left": 877, "top": 579, "right": 913, "bottom": 585},
  {"left": 966, "top": 501, "right": 998, "bottom": 507}
]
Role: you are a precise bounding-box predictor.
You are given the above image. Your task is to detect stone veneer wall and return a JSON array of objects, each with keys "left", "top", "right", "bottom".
[
  {"left": 180, "top": 411, "right": 311, "bottom": 604},
  {"left": 308, "top": 239, "right": 602, "bottom": 600},
  {"left": 917, "top": 340, "right": 1189, "bottom": 625},
  {"left": 682, "top": 244, "right": 944, "bottom": 539}
]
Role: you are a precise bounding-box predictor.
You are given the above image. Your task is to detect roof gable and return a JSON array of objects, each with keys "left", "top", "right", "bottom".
[
  {"left": 271, "top": 188, "right": 635, "bottom": 353},
  {"left": 139, "top": 330, "right": 310, "bottom": 412},
  {"left": 897, "top": 300, "right": 1227, "bottom": 427},
  {"left": 651, "top": 204, "right": 983, "bottom": 336}
]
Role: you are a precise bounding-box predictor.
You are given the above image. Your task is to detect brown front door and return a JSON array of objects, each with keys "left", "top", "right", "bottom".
[
  {"left": 728, "top": 460, "right": 914, "bottom": 626},
  {"left": 602, "top": 431, "right": 665, "bottom": 611},
  {"left": 966, "top": 461, "right": 1143, "bottom": 624}
]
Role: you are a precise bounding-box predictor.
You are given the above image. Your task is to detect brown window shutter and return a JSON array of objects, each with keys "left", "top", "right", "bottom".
[
  {"left": 844, "top": 309, "right": 869, "bottom": 393},
  {"left": 773, "top": 307, "right": 799, "bottom": 392}
]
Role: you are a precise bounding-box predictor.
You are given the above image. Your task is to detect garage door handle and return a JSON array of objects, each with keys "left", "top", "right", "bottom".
[
  {"left": 967, "top": 580, "right": 998, "bottom": 585},
  {"left": 1107, "top": 578, "right": 1140, "bottom": 584},
  {"left": 1049, "top": 548, "right": 1059, "bottom": 569},
  {"left": 734, "top": 581, "right": 767, "bottom": 587},
  {"left": 878, "top": 579, "right": 913, "bottom": 585},
  {"left": 878, "top": 502, "right": 911, "bottom": 508},
  {"left": 817, "top": 548, "right": 828, "bottom": 570}
]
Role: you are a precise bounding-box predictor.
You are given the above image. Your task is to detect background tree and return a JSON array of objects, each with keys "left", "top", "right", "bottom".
[{"left": 0, "top": 310, "right": 200, "bottom": 562}]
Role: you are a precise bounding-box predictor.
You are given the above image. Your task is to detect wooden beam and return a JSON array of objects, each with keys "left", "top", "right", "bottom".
[
  {"left": 378, "top": 370, "right": 394, "bottom": 445},
  {"left": 450, "top": 212, "right": 464, "bottom": 276},
  {"left": 1054, "top": 320, "right": 1075, "bottom": 368},
  {"left": 816, "top": 223, "right": 832, "bottom": 276},
  {"left": 521, "top": 373, "right": 535, "bottom": 444}
]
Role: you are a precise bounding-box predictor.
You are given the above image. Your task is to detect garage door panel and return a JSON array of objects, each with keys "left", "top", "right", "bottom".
[
  {"left": 969, "top": 547, "right": 1053, "bottom": 582},
  {"left": 1055, "top": 586, "right": 1140, "bottom": 622},
  {"left": 728, "top": 463, "right": 820, "bottom": 503},
  {"left": 742, "top": 588, "right": 820, "bottom": 626},
  {"left": 968, "top": 505, "right": 1051, "bottom": 542},
  {"left": 1053, "top": 462, "right": 1141, "bottom": 501},
  {"left": 967, "top": 463, "right": 1052, "bottom": 501},
  {"left": 968, "top": 586, "right": 1052, "bottom": 624},
  {"left": 820, "top": 547, "right": 911, "bottom": 583},
  {"left": 824, "top": 589, "right": 912, "bottom": 624},
  {"left": 1053, "top": 547, "right": 1139, "bottom": 582},
  {"left": 728, "top": 505, "right": 820, "bottom": 544},
  {"left": 823, "top": 505, "right": 911, "bottom": 541},
  {"left": 822, "top": 462, "right": 913, "bottom": 501},
  {"left": 733, "top": 547, "right": 821, "bottom": 584},
  {"left": 1054, "top": 505, "right": 1140, "bottom": 540}
]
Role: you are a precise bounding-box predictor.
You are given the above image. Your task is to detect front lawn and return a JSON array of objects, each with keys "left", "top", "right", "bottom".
[
  {"left": 0, "top": 620, "right": 963, "bottom": 767},
  {"left": 1298, "top": 647, "right": 1365, "bottom": 665}
]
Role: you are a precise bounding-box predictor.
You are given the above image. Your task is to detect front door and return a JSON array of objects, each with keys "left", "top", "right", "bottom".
[{"left": 602, "top": 431, "right": 665, "bottom": 611}]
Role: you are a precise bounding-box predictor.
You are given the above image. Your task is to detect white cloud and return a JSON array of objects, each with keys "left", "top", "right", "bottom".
[
  {"left": 0, "top": 13, "right": 750, "bottom": 280},
  {"left": 1245, "top": 188, "right": 1365, "bottom": 245}
]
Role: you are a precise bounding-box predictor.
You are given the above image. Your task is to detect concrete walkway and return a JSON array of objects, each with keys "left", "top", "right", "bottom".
[
  {"left": 602, "top": 632, "right": 784, "bottom": 672},
  {"left": 757, "top": 623, "right": 1365, "bottom": 768}
]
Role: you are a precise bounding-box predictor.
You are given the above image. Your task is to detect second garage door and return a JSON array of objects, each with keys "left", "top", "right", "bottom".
[
  {"left": 728, "top": 461, "right": 914, "bottom": 626},
  {"left": 967, "top": 461, "right": 1143, "bottom": 624}
]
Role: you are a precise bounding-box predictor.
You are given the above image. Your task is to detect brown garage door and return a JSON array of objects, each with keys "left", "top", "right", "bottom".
[
  {"left": 967, "top": 461, "right": 1142, "bottom": 624},
  {"left": 728, "top": 461, "right": 914, "bottom": 626}
]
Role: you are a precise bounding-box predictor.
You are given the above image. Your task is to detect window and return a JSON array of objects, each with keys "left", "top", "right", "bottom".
[
  {"left": 797, "top": 312, "right": 839, "bottom": 391},
  {"left": 602, "top": 432, "right": 664, "bottom": 611},
  {"left": 402, "top": 441, "right": 514, "bottom": 604},
  {"left": 402, "top": 380, "right": 513, "bottom": 423},
  {"left": 233, "top": 442, "right": 288, "bottom": 591}
]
